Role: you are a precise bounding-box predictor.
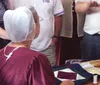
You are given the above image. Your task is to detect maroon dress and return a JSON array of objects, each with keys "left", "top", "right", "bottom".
[{"left": 0, "top": 46, "right": 55, "bottom": 85}]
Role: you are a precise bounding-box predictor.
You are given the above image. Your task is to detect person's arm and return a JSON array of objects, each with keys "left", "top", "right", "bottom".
[
  {"left": 7, "top": 0, "right": 14, "bottom": 9},
  {"left": 0, "top": 27, "right": 9, "bottom": 39},
  {"left": 75, "top": 1, "right": 91, "bottom": 13},
  {"left": 54, "top": 15, "right": 62, "bottom": 37},
  {"left": 52, "top": 15, "right": 62, "bottom": 44},
  {"left": 75, "top": 1, "right": 100, "bottom": 14},
  {"left": 33, "top": 11, "right": 40, "bottom": 39},
  {"left": 52, "top": 0, "right": 64, "bottom": 44},
  {"left": 28, "top": 54, "right": 56, "bottom": 85}
]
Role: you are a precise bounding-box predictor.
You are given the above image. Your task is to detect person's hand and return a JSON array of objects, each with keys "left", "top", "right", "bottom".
[
  {"left": 86, "top": 0, "right": 100, "bottom": 13},
  {"left": 89, "top": 1, "right": 100, "bottom": 7},
  {"left": 60, "top": 80, "right": 74, "bottom": 85},
  {"left": 52, "top": 37, "right": 59, "bottom": 45},
  {"left": 0, "top": 27, "right": 9, "bottom": 39}
]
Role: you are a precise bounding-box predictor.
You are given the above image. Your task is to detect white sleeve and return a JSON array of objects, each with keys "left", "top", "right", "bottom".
[{"left": 53, "top": 0, "right": 64, "bottom": 16}]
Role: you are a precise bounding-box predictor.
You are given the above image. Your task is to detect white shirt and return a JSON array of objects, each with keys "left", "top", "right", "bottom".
[
  {"left": 9, "top": 0, "right": 34, "bottom": 8},
  {"left": 30, "top": 0, "right": 64, "bottom": 51},
  {"left": 75, "top": 0, "right": 100, "bottom": 35},
  {"left": 9, "top": 0, "right": 64, "bottom": 51}
]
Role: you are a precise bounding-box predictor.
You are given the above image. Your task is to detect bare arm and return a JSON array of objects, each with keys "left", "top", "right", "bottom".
[
  {"left": 75, "top": 1, "right": 100, "bottom": 14},
  {"left": 54, "top": 15, "right": 62, "bottom": 37},
  {"left": 52, "top": 15, "right": 62, "bottom": 45},
  {"left": 8, "top": 0, "right": 14, "bottom": 9},
  {"left": 33, "top": 11, "right": 40, "bottom": 38},
  {"left": 0, "top": 27, "right": 9, "bottom": 39},
  {"left": 75, "top": 1, "right": 91, "bottom": 13}
]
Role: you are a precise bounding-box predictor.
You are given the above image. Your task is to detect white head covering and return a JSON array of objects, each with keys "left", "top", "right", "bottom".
[{"left": 3, "top": 6, "right": 35, "bottom": 42}]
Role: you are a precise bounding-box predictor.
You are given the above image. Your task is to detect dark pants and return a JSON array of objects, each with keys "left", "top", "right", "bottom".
[
  {"left": 60, "top": 36, "right": 82, "bottom": 65},
  {"left": 81, "top": 32, "right": 100, "bottom": 60},
  {"left": 0, "top": 21, "right": 10, "bottom": 49}
]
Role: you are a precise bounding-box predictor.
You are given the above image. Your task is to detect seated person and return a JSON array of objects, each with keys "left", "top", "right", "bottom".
[
  {"left": 0, "top": 5, "right": 75, "bottom": 85},
  {"left": 0, "top": 6, "right": 55, "bottom": 85}
]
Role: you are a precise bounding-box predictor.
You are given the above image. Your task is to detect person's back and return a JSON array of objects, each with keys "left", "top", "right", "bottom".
[
  {"left": 0, "top": 6, "right": 55, "bottom": 85},
  {"left": 0, "top": 47, "right": 55, "bottom": 85}
]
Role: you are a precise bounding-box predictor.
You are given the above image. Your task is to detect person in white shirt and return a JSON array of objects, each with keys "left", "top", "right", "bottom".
[
  {"left": 5, "top": 0, "right": 64, "bottom": 66},
  {"left": 75, "top": 0, "right": 100, "bottom": 60}
]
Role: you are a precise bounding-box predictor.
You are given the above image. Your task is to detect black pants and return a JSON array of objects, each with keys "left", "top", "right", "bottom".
[
  {"left": 60, "top": 36, "right": 83, "bottom": 65},
  {"left": 0, "top": 21, "right": 10, "bottom": 49}
]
